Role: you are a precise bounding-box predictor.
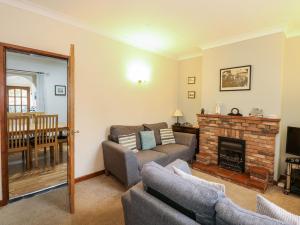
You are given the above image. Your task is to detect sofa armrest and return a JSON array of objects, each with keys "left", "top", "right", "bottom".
[
  {"left": 102, "top": 140, "right": 140, "bottom": 187},
  {"left": 173, "top": 132, "right": 196, "bottom": 149}
]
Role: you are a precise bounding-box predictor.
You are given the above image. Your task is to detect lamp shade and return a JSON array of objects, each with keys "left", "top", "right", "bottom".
[{"left": 173, "top": 109, "right": 183, "bottom": 117}]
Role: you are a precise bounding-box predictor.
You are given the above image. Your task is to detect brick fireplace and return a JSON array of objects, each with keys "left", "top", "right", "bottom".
[{"left": 196, "top": 114, "right": 280, "bottom": 181}]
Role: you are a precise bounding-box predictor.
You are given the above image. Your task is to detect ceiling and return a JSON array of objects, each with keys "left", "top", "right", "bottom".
[{"left": 5, "top": 0, "right": 300, "bottom": 59}]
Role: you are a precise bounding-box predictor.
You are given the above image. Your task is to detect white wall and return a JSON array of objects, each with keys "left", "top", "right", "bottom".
[
  {"left": 200, "top": 33, "right": 285, "bottom": 180},
  {"left": 0, "top": 3, "right": 179, "bottom": 200},
  {"left": 201, "top": 33, "right": 285, "bottom": 116},
  {"left": 178, "top": 57, "right": 202, "bottom": 125},
  {"left": 6, "top": 53, "right": 68, "bottom": 122}
]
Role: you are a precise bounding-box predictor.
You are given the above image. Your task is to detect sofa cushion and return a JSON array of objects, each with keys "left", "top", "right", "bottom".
[
  {"left": 118, "top": 133, "right": 138, "bottom": 153},
  {"left": 142, "top": 162, "right": 225, "bottom": 225},
  {"left": 215, "top": 197, "right": 288, "bottom": 225},
  {"left": 136, "top": 150, "right": 168, "bottom": 171},
  {"left": 165, "top": 159, "right": 191, "bottom": 174},
  {"left": 173, "top": 166, "right": 225, "bottom": 193},
  {"left": 140, "top": 130, "right": 156, "bottom": 150},
  {"left": 256, "top": 195, "right": 300, "bottom": 225},
  {"left": 160, "top": 128, "right": 176, "bottom": 145},
  {"left": 153, "top": 144, "right": 191, "bottom": 163},
  {"left": 143, "top": 122, "right": 168, "bottom": 145},
  {"left": 110, "top": 125, "right": 144, "bottom": 150}
]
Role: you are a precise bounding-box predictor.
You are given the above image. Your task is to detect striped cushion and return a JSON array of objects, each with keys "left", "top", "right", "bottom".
[
  {"left": 118, "top": 133, "right": 138, "bottom": 153},
  {"left": 256, "top": 195, "right": 300, "bottom": 225},
  {"left": 160, "top": 128, "right": 176, "bottom": 145}
]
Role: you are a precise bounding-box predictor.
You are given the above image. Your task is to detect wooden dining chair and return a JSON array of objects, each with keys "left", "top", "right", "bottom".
[
  {"left": 31, "top": 115, "right": 58, "bottom": 168},
  {"left": 57, "top": 132, "right": 68, "bottom": 163},
  {"left": 7, "top": 115, "right": 30, "bottom": 169}
]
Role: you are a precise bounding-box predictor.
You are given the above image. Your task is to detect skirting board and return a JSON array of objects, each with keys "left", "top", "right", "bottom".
[
  {"left": 75, "top": 170, "right": 105, "bottom": 183},
  {"left": 0, "top": 200, "right": 4, "bottom": 207}
]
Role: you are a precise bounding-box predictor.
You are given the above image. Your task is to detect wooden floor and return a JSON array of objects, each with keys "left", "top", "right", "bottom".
[{"left": 8, "top": 147, "right": 68, "bottom": 199}]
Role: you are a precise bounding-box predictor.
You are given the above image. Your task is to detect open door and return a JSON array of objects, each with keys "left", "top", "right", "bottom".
[
  {"left": 1, "top": 42, "right": 75, "bottom": 211},
  {"left": 68, "top": 44, "right": 75, "bottom": 213}
]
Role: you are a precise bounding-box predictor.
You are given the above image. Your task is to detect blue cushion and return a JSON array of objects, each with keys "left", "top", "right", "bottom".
[{"left": 140, "top": 131, "right": 156, "bottom": 150}]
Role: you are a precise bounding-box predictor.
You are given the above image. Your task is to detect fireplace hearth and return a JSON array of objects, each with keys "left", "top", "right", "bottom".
[
  {"left": 196, "top": 114, "right": 280, "bottom": 181},
  {"left": 218, "top": 137, "right": 245, "bottom": 173}
]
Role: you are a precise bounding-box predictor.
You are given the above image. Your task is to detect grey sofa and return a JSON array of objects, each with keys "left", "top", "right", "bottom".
[
  {"left": 102, "top": 122, "right": 196, "bottom": 187},
  {"left": 122, "top": 160, "right": 289, "bottom": 225}
]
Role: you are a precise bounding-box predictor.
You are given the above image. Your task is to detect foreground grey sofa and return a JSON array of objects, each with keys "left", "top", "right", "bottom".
[
  {"left": 102, "top": 122, "right": 196, "bottom": 187},
  {"left": 122, "top": 160, "right": 289, "bottom": 225}
]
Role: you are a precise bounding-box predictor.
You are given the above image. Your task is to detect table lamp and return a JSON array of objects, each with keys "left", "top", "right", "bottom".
[{"left": 173, "top": 109, "right": 183, "bottom": 126}]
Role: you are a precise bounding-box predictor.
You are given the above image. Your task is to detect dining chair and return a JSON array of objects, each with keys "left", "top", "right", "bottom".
[
  {"left": 31, "top": 114, "right": 58, "bottom": 168},
  {"left": 7, "top": 115, "right": 30, "bottom": 169},
  {"left": 57, "top": 131, "right": 68, "bottom": 163}
]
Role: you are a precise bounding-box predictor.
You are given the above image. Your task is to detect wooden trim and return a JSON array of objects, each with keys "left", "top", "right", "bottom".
[
  {"left": 0, "top": 45, "right": 8, "bottom": 206},
  {"left": 196, "top": 113, "right": 281, "bottom": 122},
  {"left": 0, "top": 42, "right": 69, "bottom": 60},
  {"left": 75, "top": 170, "right": 105, "bottom": 183},
  {"left": 0, "top": 42, "right": 71, "bottom": 207},
  {"left": 0, "top": 200, "right": 4, "bottom": 207},
  {"left": 67, "top": 44, "right": 75, "bottom": 214}
]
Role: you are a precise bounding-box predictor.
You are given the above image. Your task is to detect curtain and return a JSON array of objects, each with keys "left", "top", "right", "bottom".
[{"left": 36, "top": 74, "right": 45, "bottom": 112}]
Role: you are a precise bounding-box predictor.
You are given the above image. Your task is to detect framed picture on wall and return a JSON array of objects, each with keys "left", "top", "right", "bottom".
[
  {"left": 187, "top": 76, "right": 196, "bottom": 84},
  {"left": 188, "top": 91, "right": 196, "bottom": 99},
  {"left": 55, "top": 85, "right": 66, "bottom": 96},
  {"left": 220, "top": 65, "right": 251, "bottom": 91}
]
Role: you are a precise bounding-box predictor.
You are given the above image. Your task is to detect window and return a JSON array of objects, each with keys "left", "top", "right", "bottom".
[{"left": 7, "top": 86, "right": 30, "bottom": 113}]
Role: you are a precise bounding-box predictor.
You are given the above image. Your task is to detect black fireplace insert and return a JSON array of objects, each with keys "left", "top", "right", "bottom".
[{"left": 218, "top": 137, "right": 246, "bottom": 173}]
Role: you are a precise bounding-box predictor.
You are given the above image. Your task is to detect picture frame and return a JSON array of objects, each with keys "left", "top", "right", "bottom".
[
  {"left": 220, "top": 65, "right": 251, "bottom": 91},
  {"left": 188, "top": 91, "right": 196, "bottom": 99},
  {"left": 187, "top": 76, "right": 196, "bottom": 84},
  {"left": 55, "top": 85, "right": 66, "bottom": 96}
]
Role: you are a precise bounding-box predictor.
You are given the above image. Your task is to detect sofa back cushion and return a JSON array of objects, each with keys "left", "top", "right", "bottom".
[
  {"left": 141, "top": 162, "right": 224, "bottom": 225},
  {"left": 143, "top": 122, "right": 168, "bottom": 145},
  {"left": 110, "top": 125, "right": 144, "bottom": 150},
  {"left": 215, "top": 197, "right": 288, "bottom": 225}
]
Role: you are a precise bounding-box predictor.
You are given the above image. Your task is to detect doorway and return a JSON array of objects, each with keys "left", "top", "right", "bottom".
[
  {"left": 6, "top": 51, "right": 68, "bottom": 200},
  {"left": 0, "top": 43, "right": 75, "bottom": 213}
]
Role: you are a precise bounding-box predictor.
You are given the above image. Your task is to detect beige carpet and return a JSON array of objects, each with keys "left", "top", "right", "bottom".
[{"left": 0, "top": 170, "right": 299, "bottom": 225}]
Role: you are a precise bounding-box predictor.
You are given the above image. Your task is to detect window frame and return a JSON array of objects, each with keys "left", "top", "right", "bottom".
[{"left": 7, "top": 85, "right": 30, "bottom": 113}]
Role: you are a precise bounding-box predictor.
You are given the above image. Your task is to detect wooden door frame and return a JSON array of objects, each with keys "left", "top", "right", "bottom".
[{"left": 0, "top": 42, "right": 74, "bottom": 212}]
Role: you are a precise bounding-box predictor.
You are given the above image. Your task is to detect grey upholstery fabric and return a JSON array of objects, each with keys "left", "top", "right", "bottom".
[
  {"left": 165, "top": 159, "right": 192, "bottom": 174},
  {"left": 174, "top": 132, "right": 196, "bottom": 150},
  {"left": 102, "top": 140, "right": 140, "bottom": 187},
  {"left": 136, "top": 150, "right": 168, "bottom": 171},
  {"left": 143, "top": 122, "right": 168, "bottom": 145},
  {"left": 103, "top": 124, "right": 196, "bottom": 188},
  {"left": 154, "top": 144, "right": 193, "bottom": 164},
  {"left": 215, "top": 197, "right": 288, "bottom": 225},
  {"left": 122, "top": 183, "right": 198, "bottom": 225},
  {"left": 109, "top": 125, "right": 144, "bottom": 150},
  {"left": 141, "top": 162, "right": 225, "bottom": 225}
]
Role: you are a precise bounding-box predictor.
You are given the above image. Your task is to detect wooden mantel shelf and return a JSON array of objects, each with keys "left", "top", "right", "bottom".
[{"left": 197, "top": 114, "right": 280, "bottom": 122}]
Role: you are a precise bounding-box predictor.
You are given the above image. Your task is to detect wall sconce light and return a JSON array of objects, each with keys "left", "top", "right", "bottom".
[{"left": 127, "top": 60, "right": 151, "bottom": 84}]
